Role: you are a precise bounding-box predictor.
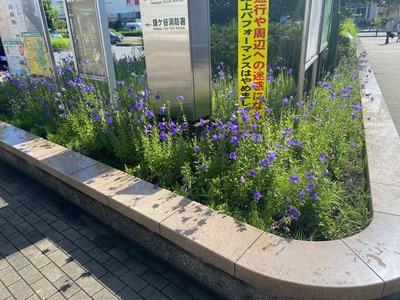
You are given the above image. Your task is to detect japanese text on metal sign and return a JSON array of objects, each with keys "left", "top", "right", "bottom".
[{"left": 238, "top": 0, "right": 269, "bottom": 119}]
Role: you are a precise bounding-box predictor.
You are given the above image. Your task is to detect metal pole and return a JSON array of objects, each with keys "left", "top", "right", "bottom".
[
  {"left": 327, "top": 0, "right": 340, "bottom": 73},
  {"left": 295, "top": 0, "right": 312, "bottom": 120}
]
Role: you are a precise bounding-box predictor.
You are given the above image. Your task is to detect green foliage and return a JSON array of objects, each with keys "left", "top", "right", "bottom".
[
  {"left": 0, "top": 21, "right": 371, "bottom": 241},
  {"left": 42, "top": 0, "right": 60, "bottom": 30},
  {"left": 57, "top": 29, "right": 69, "bottom": 39},
  {"left": 268, "top": 23, "right": 303, "bottom": 72},
  {"left": 50, "top": 37, "right": 71, "bottom": 50},
  {"left": 120, "top": 31, "right": 143, "bottom": 37},
  {"left": 109, "top": 20, "right": 123, "bottom": 31},
  {"left": 210, "top": 20, "right": 238, "bottom": 73},
  {"left": 337, "top": 21, "right": 358, "bottom": 60}
]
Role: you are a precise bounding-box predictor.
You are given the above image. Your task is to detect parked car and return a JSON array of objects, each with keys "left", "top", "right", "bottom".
[
  {"left": 124, "top": 22, "right": 142, "bottom": 31},
  {"left": 49, "top": 30, "right": 63, "bottom": 38},
  {"left": 109, "top": 31, "right": 124, "bottom": 44}
]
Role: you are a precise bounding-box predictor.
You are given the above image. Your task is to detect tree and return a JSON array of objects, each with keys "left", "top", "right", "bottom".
[
  {"left": 42, "top": 0, "right": 60, "bottom": 30},
  {"left": 210, "top": 0, "right": 237, "bottom": 25}
]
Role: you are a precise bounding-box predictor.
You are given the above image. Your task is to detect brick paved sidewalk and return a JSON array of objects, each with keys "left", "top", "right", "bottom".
[{"left": 0, "top": 160, "right": 222, "bottom": 300}]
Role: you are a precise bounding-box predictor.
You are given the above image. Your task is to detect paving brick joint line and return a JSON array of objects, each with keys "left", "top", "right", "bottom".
[{"left": 0, "top": 160, "right": 222, "bottom": 300}]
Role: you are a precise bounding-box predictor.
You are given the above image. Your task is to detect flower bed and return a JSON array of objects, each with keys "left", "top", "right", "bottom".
[{"left": 0, "top": 48, "right": 371, "bottom": 240}]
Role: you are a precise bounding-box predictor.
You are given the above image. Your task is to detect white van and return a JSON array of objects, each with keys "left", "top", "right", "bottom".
[{"left": 124, "top": 22, "right": 142, "bottom": 31}]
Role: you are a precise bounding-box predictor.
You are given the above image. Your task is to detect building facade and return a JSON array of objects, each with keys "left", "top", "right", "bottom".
[{"left": 52, "top": 0, "right": 141, "bottom": 23}]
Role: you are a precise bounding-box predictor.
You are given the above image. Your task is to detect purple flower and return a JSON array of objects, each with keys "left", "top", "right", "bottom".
[
  {"left": 259, "top": 158, "right": 270, "bottom": 167},
  {"left": 106, "top": 117, "right": 112, "bottom": 125},
  {"left": 323, "top": 83, "right": 332, "bottom": 89},
  {"left": 254, "top": 111, "right": 261, "bottom": 121},
  {"left": 352, "top": 113, "right": 358, "bottom": 120},
  {"left": 289, "top": 173, "right": 299, "bottom": 184},
  {"left": 251, "top": 133, "right": 261, "bottom": 143},
  {"left": 158, "top": 122, "right": 166, "bottom": 131},
  {"left": 353, "top": 103, "right": 362, "bottom": 111},
  {"left": 193, "top": 146, "right": 200, "bottom": 153},
  {"left": 298, "top": 190, "right": 305, "bottom": 199},
  {"left": 254, "top": 192, "right": 262, "bottom": 200},
  {"left": 169, "top": 122, "right": 179, "bottom": 135},
  {"left": 249, "top": 169, "right": 256, "bottom": 176},
  {"left": 153, "top": 183, "right": 159, "bottom": 189},
  {"left": 176, "top": 95, "right": 184, "bottom": 101},
  {"left": 240, "top": 176, "right": 246, "bottom": 183},
  {"left": 92, "top": 113, "right": 101, "bottom": 121},
  {"left": 199, "top": 119, "right": 205, "bottom": 126},
  {"left": 311, "top": 193, "right": 319, "bottom": 201},
  {"left": 305, "top": 172, "right": 315, "bottom": 181},
  {"left": 159, "top": 133, "right": 168, "bottom": 141},
  {"left": 144, "top": 109, "right": 155, "bottom": 119},
  {"left": 319, "top": 153, "right": 327, "bottom": 163},
  {"left": 281, "top": 127, "right": 292, "bottom": 138},
  {"left": 287, "top": 137, "right": 295, "bottom": 146},
  {"left": 289, "top": 207, "right": 300, "bottom": 220},
  {"left": 160, "top": 105, "right": 166, "bottom": 114},
  {"left": 228, "top": 123, "right": 239, "bottom": 133},
  {"left": 229, "top": 152, "right": 237, "bottom": 159},
  {"left": 268, "top": 151, "right": 278, "bottom": 161},
  {"left": 283, "top": 97, "right": 289, "bottom": 105},
  {"left": 241, "top": 114, "right": 250, "bottom": 123},
  {"left": 350, "top": 142, "right": 356, "bottom": 148},
  {"left": 180, "top": 123, "right": 187, "bottom": 130},
  {"left": 200, "top": 164, "right": 206, "bottom": 170},
  {"left": 135, "top": 100, "right": 144, "bottom": 110},
  {"left": 230, "top": 136, "right": 239, "bottom": 146}
]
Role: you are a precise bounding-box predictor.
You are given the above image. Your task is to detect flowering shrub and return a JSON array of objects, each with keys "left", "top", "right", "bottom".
[{"left": 0, "top": 48, "right": 370, "bottom": 241}]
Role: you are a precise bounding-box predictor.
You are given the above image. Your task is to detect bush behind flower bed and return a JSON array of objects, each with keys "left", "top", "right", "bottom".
[{"left": 0, "top": 34, "right": 370, "bottom": 241}]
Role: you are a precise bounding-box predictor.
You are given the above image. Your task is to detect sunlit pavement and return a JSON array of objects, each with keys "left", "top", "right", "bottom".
[
  {"left": 358, "top": 36, "right": 400, "bottom": 134},
  {"left": 0, "top": 160, "right": 222, "bottom": 299}
]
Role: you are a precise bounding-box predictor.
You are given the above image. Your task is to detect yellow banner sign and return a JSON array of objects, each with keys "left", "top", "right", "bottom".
[{"left": 238, "top": 0, "right": 269, "bottom": 119}]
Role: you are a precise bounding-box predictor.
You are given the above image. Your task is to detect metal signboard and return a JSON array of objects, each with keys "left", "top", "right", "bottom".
[
  {"left": 0, "top": 0, "right": 55, "bottom": 76},
  {"left": 140, "top": 0, "right": 211, "bottom": 121},
  {"left": 306, "top": 0, "right": 324, "bottom": 68},
  {"left": 63, "top": 0, "right": 116, "bottom": 89},
  {"left": 238, "top": 0, "right": 269, "bottom": 119}
]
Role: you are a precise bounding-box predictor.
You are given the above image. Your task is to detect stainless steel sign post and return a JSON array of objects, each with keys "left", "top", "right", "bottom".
[{"left": 140, "top": 0, "right": 212, "bottom": 121}]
